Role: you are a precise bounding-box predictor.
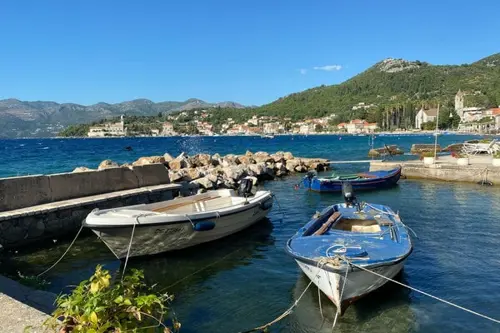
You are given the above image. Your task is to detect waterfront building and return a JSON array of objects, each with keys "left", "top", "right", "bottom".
[
  {"left": 87, "top": 115, "right": 127, "bottom": 137},
  {"left": 415, "top": 108, "right": 438, "bottom": 129}
]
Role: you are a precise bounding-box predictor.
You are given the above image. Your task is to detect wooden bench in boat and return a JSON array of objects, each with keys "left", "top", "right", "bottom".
[
  {"left": 314, "top": 212, "right": 342, "bottom": 236},
  {"left": 153, "top": 196, "right": 221, "bottom": 213}
]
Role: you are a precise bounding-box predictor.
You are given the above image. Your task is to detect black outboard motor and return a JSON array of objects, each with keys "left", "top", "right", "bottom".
[
  {"left": 238, "top": 178, "right": 253, "bottom": 199},
  {"left": 342, "top": 181, "right": 358, "bottom": 208}
]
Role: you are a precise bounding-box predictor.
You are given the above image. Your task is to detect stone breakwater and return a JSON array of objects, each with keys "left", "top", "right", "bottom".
[{"left": 80, "top": 151, "right": 330, "bottom": 192}]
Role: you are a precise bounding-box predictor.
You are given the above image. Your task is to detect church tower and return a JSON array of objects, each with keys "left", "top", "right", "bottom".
[{"left": 455, "top": 89, "right": 465, "bottom": 118}]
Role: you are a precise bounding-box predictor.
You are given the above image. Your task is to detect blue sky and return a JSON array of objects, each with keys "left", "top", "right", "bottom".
[{"left": 0, "top": 0, "right": 498, "bottom": 106}]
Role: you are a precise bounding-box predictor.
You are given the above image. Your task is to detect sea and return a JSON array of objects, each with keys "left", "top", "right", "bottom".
[{"left": 1, "top": 134, "right": 500, "bottom": 333}]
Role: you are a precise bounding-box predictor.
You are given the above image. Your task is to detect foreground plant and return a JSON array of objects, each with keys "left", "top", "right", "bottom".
[{"left": 44, "top": 265, "right": 179, "bottom": 333}]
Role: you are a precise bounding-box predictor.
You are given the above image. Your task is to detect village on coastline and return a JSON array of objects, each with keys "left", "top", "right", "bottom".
[{"left": 84, "top": 90, "right": 500, "bottom": 138}]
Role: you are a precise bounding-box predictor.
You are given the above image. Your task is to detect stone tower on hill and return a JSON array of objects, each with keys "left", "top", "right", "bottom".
[{"left": 455, "top": 89, "right": 465, "bottom": 117}]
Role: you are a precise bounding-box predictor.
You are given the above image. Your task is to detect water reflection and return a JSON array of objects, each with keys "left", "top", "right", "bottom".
[{"left": 288, "top": 271, "right": 416, "bottom": 333}]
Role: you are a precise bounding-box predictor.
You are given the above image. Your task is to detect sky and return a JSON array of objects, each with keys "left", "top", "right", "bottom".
[{"left": 0, "top": 0, "right": 499, "bottom": 106}]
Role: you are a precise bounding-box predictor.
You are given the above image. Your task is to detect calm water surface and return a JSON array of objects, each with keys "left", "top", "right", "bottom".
[{"left": 1, "top": 135, "right": 500, "bottom": 332}]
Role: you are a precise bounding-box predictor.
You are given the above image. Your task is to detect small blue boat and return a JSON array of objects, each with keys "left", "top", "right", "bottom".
[
  {"left": 286, "top": 183, "right": 412, "bottom": 315},
  {"left": 303, "top": 166, "right": 401, "bottom": 192}
]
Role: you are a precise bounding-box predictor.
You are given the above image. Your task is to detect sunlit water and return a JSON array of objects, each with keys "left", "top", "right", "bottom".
[{"left": 1, "top": 134, "right": 500, "bottom": 332}]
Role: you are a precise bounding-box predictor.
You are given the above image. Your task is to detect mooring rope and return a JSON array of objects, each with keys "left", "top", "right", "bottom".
[
  {"left": 121, "top": 215, "right": 140, "bottom": 282},
  {"left": 272, "top": 193, "right": 285, "bottom": 220},
  {"left": 239, "top": 262, "right": 326, "bottom": 333},
  {"left": 37, "top": 224, "right": 84, "bottom": 277},
  {"left": 347, "top": 261, "right": 500, "bottom": 324},
  {"left": 331, "top": 267, "right": 349, "bottom": 331}
]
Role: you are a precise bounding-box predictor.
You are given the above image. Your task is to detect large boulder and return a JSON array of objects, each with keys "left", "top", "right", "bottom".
[
  {"left": 286, "top": 159, "right": 302, "bottom": 172},
  {"left": 195, "top": 153, "right": 213, "bottom": 166},
  {"left": 283, "top": 152, "right": 294, "bottom": 160},
  {"left": 163, "top": 153, "right": 175, "bottom": 163},
  {"left": 245, "top": 150, "right": 253, "bottom": 157},
  {"left": 247, "top": 163, "right": 266, "bottom": 177},
  {"left": 223, "top": 154, "right": 240, "bottom": 165},
  {"left": 238, "top": 155, "right": 256, "bottom": 165},
  {"left": 270, "top": 153, "right": 286, "bottom": 163},
  {"left": 185, "top": 168, "right": 203, "bottom": 181},
  {"left": 192, "top": 176, "right": 215, "bottom": 189},
  {"left": 254, "top": 151, "right": 274, "bottom": 163},
  {"left": 98, "top": 159, "right": 119, "bottom": 170},
  {"left": 275, "top": 162, "right": 287, "bottom": 176},
  {"left": 133, "top": 156, "right": 166, "bottom": 166},
  {"left": 222, "top": 165, "right": 247, "bottom": 181},
  {"left": 168, "top": 170, "right": 185, "bottom": 183}
]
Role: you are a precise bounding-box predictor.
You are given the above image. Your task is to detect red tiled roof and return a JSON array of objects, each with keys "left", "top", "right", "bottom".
[{"left": 491, "top": 108, "right": 500, "bottom": 115}]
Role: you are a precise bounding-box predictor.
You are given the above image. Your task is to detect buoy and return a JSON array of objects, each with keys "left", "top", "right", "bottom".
[{"left": 193, "top": 221, "right": 216, "bottom": 231}]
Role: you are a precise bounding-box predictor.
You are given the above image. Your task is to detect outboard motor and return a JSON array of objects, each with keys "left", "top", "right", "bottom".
[
  {"left": 238, "top": 178, "right": 253, "bottom": 199},
  {"left": 342, "top": 181, "right": 358, "bottom": 208}
]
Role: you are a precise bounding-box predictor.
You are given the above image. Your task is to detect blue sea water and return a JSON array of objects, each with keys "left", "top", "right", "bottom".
[{"left": 2, "top": 134, "right": 500, "bottom": 333}]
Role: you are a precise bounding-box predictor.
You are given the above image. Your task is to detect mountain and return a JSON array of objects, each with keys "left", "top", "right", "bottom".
[
  {"left": 253, "top": 53, "right": 500, "bottom": 126},
  {"left": 0, "top": 98, "right": 246, "bottom": 137}
]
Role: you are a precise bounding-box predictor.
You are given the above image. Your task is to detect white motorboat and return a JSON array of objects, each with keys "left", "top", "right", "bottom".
[{"left": 84, "top": 180, "right": 273, "bottom": 259}]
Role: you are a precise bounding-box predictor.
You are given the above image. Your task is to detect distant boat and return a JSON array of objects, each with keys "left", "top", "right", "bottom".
[
  {"left": 285, "top": 182, "right": 413, "bottom": 315},
  {"left": 261, "top": 134, "right": 275, "bottom": 139},
  {"left": 303, "top": 167, "right": 401, "bottom": 192}
]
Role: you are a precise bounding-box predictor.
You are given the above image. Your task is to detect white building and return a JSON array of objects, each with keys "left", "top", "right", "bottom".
[
  {"left": 88, "top": 115, "right": 127, "bottom": 137},
  {"left": 415, "top": 108, "right": 438, "bottom": 129},
  {"left": 162, "top": 122, "right": 176, "bottom": 136}
]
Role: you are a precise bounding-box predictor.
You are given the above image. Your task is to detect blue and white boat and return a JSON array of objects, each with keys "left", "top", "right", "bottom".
[
  {"left": 285, "top": 183, "right": 412, "bottom": 315},
  {"left": 303, "top": 166, "right": 401, "bottom": 192}
]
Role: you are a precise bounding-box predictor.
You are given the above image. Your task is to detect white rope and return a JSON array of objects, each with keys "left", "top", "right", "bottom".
[
  {"left": 349, "top": 262, "right": 500, "bottom": 324},
  {"left": 239, "top": 262, "right": 326, "bottom": 333},
  {"left": 38, "top": 225, "right": 84, "bottom": 277},
  {"left": 331, "top": 267, "right": 349, "bottom": 331},
  {"left": 317, "top": 285, "right": 324, "bottom": 320},
  {"left": 272, "top": 193, "right": 285, "bottom": 220},
  {"left": 121, "top": 215, "right": 140, "bottom": 282}
]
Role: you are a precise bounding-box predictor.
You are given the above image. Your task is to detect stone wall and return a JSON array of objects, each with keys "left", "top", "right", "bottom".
[
  {"left": 0, "top": 164, "right": 170, "bottom": 212},
  {"left": 369, "top": 161, "right": 500, "bottom": 184},
  {"left": 0, "top": 187, "right": 177, "bottom": 248}
]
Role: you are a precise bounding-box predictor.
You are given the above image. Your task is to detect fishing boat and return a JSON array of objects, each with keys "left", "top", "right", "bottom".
[
  {"left": 303, "top": 166, "right": 401, "bottom": 192},
  {"left": 261, "top": 134, "right": 275, "bottom": 139},
  {"left": 286, "top": 183, "right": 413, "bottom": 315},
  {"left": 84, "top": 179, "right": 273, "bottom": 259}
]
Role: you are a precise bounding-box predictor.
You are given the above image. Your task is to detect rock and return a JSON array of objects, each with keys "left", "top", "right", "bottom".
[
  {"left": 286, "top": 159, "right": 302, "bottom": 172},
  {"left": 192, "top": 176, "right": 215, "bottom": 189},
  {"left": 254, "top": 151, "right": 274, "bottom": 163},
  {"left": 283, "top": 152, "right": 294, "bottom": 160},
  {"left": 270, "top": 153, "right": 286, "bottom": 163},
  {"left": 245, "top": 150, "right": 253, "bottom": 157},
  {"left": 295, "top": 164, "right": 307, "bottom": 173},
  {"left": 212, "top": 153, "right": 221, "bottom": 160},
  {"left": 176, "top": 152, "right": 187, "bottom": 160},
  {"left": 168, "top": 170, "right": 185, "bottom": 182},
  {"left": 163, "top": 153, "right": 175, "bottom": 162},
  {"left": 132, "top": 156, "right": 166, "bottom": 166},
  {"left": 195, "top": 153, "right": 213, "bottom": 166},
  {"left": 168, "top": 157, "right": 188, "bottom": 170},
  {"left": 223, "top": 154, "right": 240, "bottom": 165},
  {"left": 98, "top": 159, "right": 119, "bottom": 170},
  {"left": 265, "top": 161, "right": 275, "bottom": 170},
  {"left": 238, "top": 155, "right": 256, "bottom": 165},
  {"left": 222, "top": 165, "right": 247, "bottom": 181},
  {"left": 120, "top": 163, "right": 132, "bottom": 168},
  {"left": 73, "top": 166, "right": 92, "bottom": 173},
  {"left": 275, "top": 162, "right": 287, "bottom": 176},
  {"left": 247, "top": 163, "right": 265, "bottom": 177},
  {"left": 222, "top": 177, "right": 236, "bottom": 189},
  {"left": 185, "top": 168, "right": 203, "bottom": 181}
]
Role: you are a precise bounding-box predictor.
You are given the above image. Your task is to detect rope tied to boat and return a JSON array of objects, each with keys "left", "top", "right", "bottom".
[
  {"left": 238, "top": 261, "right": 327, "bottom": 333},
  {"left": 37, "top": 224, "right": 85, "bottom": 277},
  {"left": 121, "top": 214, "right": 145, "bottom": 282},
  {"left": 341, "top": 258, "right": 500, "bottom": 325},
  {"left": 364, "top": 203, "right": 418, "bottom": 238},
  {"left": 271, "top": 193, "right": 285, "bottom": 220}
]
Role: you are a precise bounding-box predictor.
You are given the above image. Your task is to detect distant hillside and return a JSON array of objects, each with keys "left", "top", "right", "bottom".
[{"left": 0, "top": 98, "right": 245, "bottom": 138}]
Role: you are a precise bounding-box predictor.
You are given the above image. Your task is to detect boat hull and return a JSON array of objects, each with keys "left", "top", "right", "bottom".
[
  {"left": 296, "top": 259, "right": 405, "bottom": 314},
  {"left": 303, "top": 167, "right": 401, "bottom": 192},
  {"left": 91, "top": 201, "right": 272, "bottom": 259}
]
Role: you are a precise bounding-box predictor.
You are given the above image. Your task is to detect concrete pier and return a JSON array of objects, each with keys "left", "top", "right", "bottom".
[
  {"left": 0, "top": 164, "right": 181, "bottom": 248},
  {"left": 370, "top": 155, "right": 500, "bottom": 184},
  {"left": 0, "top": 274, "right": 56, "bottom": 332}
]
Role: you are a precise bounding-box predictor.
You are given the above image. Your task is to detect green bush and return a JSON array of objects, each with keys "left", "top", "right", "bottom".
[{"left": 43, "top": 265, "right": 179, "bottom": 333}]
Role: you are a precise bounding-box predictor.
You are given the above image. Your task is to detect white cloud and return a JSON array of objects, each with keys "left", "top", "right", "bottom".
[
  {"left": 299, "top": 68, "right": 308, "bottom": 75},
  {"left": 313, "top": 65, "right": 342, "bottom": 71}
]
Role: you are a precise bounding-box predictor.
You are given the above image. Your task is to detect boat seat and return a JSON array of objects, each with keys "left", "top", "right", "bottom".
[
  {"left": 314, "top": 212, "right": 342, "bottom": 236},
  {"left": 351, "top": 225, "right": 382, "bottom": 233},
  {"left": 153, "top": 196, "right": 221, "bottom": 213},
  {"left": 356, "top": 173, "right": 378, "bottom": 179}
]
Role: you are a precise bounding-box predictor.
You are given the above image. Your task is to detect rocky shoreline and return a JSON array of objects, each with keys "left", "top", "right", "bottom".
[{"left": 74, "top": 151, "right": 330, "bottom": 192}]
